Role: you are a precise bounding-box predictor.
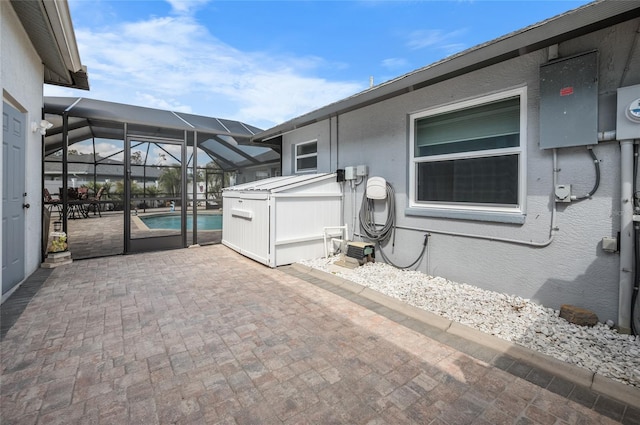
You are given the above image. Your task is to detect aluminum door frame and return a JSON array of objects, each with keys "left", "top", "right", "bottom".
[{"left": 124, "top": 132, "right": 187, "bottom": 254}]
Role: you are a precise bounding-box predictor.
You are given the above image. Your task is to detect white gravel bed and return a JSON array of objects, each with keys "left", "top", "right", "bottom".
[{"left": 299, "top": 257, "right": 640, "bottom": 388}]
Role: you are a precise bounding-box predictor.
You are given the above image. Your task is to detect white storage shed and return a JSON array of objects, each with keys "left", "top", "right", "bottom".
[{"left": 222, "top": 173, "right": 343, "bottom": 267}]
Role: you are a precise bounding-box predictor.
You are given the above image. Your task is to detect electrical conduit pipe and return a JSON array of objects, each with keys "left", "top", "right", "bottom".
[
  {"left": 387, "top": 149, "right": 559, "bottom": 248},
  {"left": 619, "top": 140, "right": 635, "bottom": 333}
]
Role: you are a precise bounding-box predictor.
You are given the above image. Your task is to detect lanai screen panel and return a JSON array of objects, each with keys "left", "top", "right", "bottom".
[{"left": 43, "top": 97, "right": 280, "bottom": 171}]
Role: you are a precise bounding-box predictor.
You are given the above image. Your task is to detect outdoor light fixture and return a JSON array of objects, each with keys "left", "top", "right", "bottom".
[{"left": 31, "top": 119, "right": 53, "bottom": 135}]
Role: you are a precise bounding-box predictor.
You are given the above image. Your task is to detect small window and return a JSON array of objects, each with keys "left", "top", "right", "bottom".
[
  {"left": 409, "top": 88, "right": 526, "bottom": 217},
  {"left": 295, "top": 140, "right": 317, "bottom": 173}
]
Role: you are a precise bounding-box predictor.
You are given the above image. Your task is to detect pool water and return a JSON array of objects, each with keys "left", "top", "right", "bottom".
[{"left": 140, "top": 214, "right": 222, "bottom": 230}]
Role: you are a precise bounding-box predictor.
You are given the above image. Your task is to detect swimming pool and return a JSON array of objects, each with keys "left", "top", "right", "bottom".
[{"left": 140, "top": 214, "right": 222, "bottom": 230}]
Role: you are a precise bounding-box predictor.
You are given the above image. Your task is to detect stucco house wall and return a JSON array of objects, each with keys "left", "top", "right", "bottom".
[
  {"left": 282, "top": 121, "right": 333, "bottom": 176},
  {"left": 279, "top": 16, "right": 640, "bottom": 324},
  {"left": 1, "top": 1, "right": 48, "bottom": 300},
  {"left": 2, "top": 0, "right": 88, "bottom": 301}
]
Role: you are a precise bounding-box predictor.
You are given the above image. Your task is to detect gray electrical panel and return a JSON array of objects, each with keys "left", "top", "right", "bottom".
[{"left": 539, "top": 51, "right": 598, "bottom": 150}]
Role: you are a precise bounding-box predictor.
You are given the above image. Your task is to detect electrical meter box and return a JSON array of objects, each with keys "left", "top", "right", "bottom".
[
  {"left": 539, "top": 51, "right": 598, "bottom": 150},
  {"left": 616, "top": 84, "right": 640, "bottom": 140}
]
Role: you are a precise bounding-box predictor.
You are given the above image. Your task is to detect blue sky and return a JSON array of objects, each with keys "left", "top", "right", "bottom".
[{"left": 45, "top": 0, "right": 591, "bottom": 130}]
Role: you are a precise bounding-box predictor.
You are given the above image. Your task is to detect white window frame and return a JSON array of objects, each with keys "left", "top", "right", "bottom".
[
  {"left": 408, "top": 87, "right": 527, "bottom": 220},
  {"left": 294, "top": 139, "right": 318, "bottom": 173}
]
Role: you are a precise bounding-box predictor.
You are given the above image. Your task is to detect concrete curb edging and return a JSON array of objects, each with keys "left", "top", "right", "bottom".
[
  {"left": 446, "top": 322, "right": 594, "bottom": 387},
  {"left": 289, "top": 263, "right": 640, "bottom": 408},
  {"left": 361, "top": 287, "right": 453, "bottom": 331}
]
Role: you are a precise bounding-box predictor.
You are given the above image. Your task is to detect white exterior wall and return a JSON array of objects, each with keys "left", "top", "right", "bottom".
[
  {"left": 281, "top": 18, "right": 640, "bottom": 323},
  {"left": 1, "top": 2, "right": 46, "bottom": 297}
]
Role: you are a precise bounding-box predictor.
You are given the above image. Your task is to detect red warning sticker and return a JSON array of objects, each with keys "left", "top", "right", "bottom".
[{"left": 560, "top": 87, "right": 574, "bottom": 96}]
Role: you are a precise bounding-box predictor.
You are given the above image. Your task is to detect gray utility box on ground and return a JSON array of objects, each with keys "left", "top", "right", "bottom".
[{"left": 539, "top": 51, "right": 598, "bottom": 150}]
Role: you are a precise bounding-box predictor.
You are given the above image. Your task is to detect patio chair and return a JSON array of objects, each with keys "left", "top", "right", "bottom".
[
  {"left": 43, "top": 188, "right": 62, "bottom": 219},
  {"left": 65, "top": 187, "right": 89, "bottom": 219},
  {"left": 87, "top": 186, "right": 104, "bottom": 217},
  {"left": 77, "top": 187, "right": 89, "bottom": 200}
]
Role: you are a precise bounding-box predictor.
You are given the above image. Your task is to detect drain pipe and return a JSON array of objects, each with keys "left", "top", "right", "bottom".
[{"left": 619, "top": 139, "right": 634, "bottom": 333}]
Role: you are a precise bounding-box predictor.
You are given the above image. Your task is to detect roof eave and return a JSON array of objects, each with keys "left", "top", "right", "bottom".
[
  {"left": 11, "top": 0, "right": 90, "bottom": 90},
  {"left": 251, "top": 0, "right": 640, "bottom": 143}
]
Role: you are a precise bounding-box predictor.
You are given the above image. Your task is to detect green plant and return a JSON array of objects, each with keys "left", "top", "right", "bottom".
[{"left": 158, "top": 167, "right": 181, "bottom": 196}]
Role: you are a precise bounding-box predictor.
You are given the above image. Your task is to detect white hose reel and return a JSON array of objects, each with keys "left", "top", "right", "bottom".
[{"left": 366, "top": 176, "right": 387, "bottom": 200}]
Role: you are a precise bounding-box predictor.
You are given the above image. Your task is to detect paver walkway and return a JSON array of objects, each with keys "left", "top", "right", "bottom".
[
  {"left": 49, "top": 210, "right": 221, "bottom": 260},
  {"left": 0, "top": 245, "right": 631, "bottom": 424}
]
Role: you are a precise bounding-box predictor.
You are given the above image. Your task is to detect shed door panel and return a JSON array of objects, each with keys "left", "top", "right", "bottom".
[{"left": 222, "top": 197, "right": 270, "bottom": 265}]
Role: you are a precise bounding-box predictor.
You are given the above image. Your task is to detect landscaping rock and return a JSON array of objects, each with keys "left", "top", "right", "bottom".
[
  {"left": 560, "top": 304, "right": 599, "bottom": 327},
  {"left": 299, "top": 257, "right": 640, "bottom": 388}
]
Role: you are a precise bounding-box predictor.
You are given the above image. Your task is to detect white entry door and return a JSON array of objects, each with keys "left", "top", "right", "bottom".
[{"left": 2, "top": 102, "right": 26, "bottom": 295}]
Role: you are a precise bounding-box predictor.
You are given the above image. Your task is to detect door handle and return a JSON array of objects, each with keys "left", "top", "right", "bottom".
[{"left": 23, "top": 203, "right": 30, "bottom": 209}]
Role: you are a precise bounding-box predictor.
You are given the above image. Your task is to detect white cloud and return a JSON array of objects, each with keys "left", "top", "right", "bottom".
[
  {"left": 166, "top": 0, "right": 210, "bottom": 15},
  {"left": 66, "top": 139, "right": 123, "bottom": 160},
  {"left": 46, "top": 9, "right": 364, "bottom": 129},
  {"left": 136, "top": 93, "right": 192, "bottom": 114},
  {"left": 406, "top": 28, "right": 467, "bottom": 52},
  {"left": 93, "top": 141, "right": 124, "bottom": 159},
  {"left": 381, "top": 58, "right": 410, "bottom": 70},
  {"left": 215, "top": 68, "right": 364, "bottom": 125}
]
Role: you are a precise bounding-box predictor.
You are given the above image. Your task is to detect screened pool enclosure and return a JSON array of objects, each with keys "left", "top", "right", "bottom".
[{"left": 43, "top": 97, "right": 280, "bottom": 258}]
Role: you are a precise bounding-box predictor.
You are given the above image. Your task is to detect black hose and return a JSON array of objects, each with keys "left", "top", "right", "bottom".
[
  {"left": 574, "top": 148, "right": 600, "bottom": 200},
  {"left": 377, "top": 234, "right": 429, "bottom": 270}
]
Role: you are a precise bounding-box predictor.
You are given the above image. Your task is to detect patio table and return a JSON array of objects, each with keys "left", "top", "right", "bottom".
[{"left": 67, "top": 200, "right": 89, "bottom": 219}]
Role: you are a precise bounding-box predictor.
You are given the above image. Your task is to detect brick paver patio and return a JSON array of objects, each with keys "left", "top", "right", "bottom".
[
  {"left": 0, "top": 245, "right": 631, "bottom": 424},
  {"left": 50, "top": 210, "right": 221, "bottom": 260}
]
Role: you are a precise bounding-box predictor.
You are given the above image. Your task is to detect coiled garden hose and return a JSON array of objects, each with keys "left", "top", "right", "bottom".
[{"left": 359, "top": 181, "right": 427, "bottom": 270}]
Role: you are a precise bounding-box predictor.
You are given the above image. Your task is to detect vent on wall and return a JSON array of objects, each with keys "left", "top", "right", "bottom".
[{"left": 539, "top": 51, "right": 599, "bottom": 150}]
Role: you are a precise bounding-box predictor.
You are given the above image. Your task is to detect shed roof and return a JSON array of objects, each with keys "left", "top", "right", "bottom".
[
  {"left": 223, "top": 173, "right": 336, "bottom": 192},
  {"left": 251, "top": 0, "right": 640, "bottom": 144}
]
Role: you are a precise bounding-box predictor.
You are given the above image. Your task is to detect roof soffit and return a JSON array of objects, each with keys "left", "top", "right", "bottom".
[{"left": 10, "top": 0, "right": 89, "bottom": 90}]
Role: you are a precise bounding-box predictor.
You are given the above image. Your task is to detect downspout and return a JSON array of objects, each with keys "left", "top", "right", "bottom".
[
  {"left": 336, "top": 114, "right": 340, "bottom": 170},
  {"left": 633, "top": 141, "right": 640, "bottom": 335},
  {"left": 619, "top": 139, "right": 634, "bottom": 333},
  {"left": 328, "top": 117, "right": 332, "bottom": 172},
  {"left": 336, "top": 114, "right": 346, "bottom": 231}
]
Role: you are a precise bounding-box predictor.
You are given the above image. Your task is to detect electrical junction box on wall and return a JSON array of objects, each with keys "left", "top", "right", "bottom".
[
  {"left": 555, "top": 184, "right": 572, "bottom": 202},
  {"left": 539, "top": 51, "right": 598, "bottom": 150},
  {"left": 616, "top": 84, "right": 640, "bottom": 140},
  {"left": 345, "top": 166, "right": 356, "bottom": 180},
  {"left": 356, "top": 165, "right": 368, "bottom": 177},
  {"left": 602, "top": 237, "right": 618, "bottom": 253}
]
